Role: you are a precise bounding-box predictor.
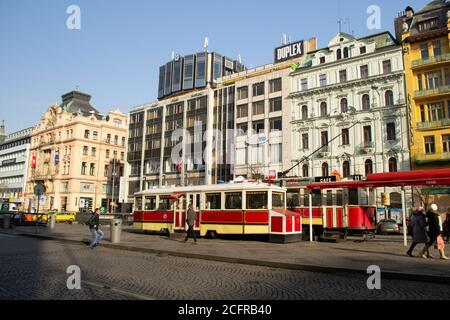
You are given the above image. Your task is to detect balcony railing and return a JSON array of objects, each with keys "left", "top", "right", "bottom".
[
  {"left": 414, "top": 85, "right": 450, "bottom": 98},
  {"left": 417, "top": 118, "right": 450, "bottom": 130},
  {"left": 359, "top": 141, "right": 375, "bottom": 154},
  {"left": 412, "top": 53, "right": 450, "bottom": 68},
  {"left": 414, "top": 152, "right": 450, "bottom": 163}
]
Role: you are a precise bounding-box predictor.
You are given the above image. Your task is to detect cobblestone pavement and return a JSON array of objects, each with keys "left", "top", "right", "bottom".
[{"left": 1, "top": 233, "right": 450, "bottom": 300}]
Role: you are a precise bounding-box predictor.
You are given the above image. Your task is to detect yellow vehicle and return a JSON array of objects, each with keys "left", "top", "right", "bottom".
[{"left": 50, "top": 212, "right": 77, "bottom": 224}]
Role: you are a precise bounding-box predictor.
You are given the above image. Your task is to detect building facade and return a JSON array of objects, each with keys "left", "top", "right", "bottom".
[
  {"left": 289, "top": 32, "right": 411, "bottom": 214},
  {"left": 25, "top": 91, "right": 127, "bottom": 213},
  {"left": 126, "top": 39, "right": 318, "bottom": 203},
  {"left": 0, "top": 127, "right": 32, "bottom": 209},
  {"left": 396, "top": 0, "right": 450, "bottom": 207}
]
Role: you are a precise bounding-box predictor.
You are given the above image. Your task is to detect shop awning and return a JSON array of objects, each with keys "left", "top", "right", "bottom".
[{"left": 307, "top": 168, "right": 450, "bottom": 190}]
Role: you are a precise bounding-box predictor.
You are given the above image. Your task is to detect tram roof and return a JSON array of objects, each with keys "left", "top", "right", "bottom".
[
  {"left": 136, "top": 182, "right": 286, "bottom": 196},
  {"left": 307, "top": 168, "right": 450, "bottom": 190}
]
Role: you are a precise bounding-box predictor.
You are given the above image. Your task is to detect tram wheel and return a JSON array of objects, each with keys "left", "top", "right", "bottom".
[{"left": 206, "top": 231, "right": 218, "bottom": 239}]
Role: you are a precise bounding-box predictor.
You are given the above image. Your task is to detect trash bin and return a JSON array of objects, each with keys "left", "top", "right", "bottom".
[
  {"left": 48, "top": 214, "right": 56, "bottom": 229},
  {"left": 2, "top": 214, "right": 11, "bottom": 229},
  {"left": 110, "top": 219, "right": 122, "bottom": 243}
]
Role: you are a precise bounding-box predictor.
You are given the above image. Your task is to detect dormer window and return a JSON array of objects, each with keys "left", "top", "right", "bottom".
[
  {"left": 336, "top": 49, "right": 342, "bottom": 60},
  {"left": 343, "top": 47, "right": 349, "bottom": 59},
  {"left": 320, "top": 57, "right": 326, "bottom": 64},
  {"left": 418, "top": 18, "right": 439, "bottom": 32},
  {"left": 360, "top": 46, "right": 367, "bottom": 54}
]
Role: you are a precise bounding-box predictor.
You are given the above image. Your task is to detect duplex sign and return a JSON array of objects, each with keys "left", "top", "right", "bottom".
[{"left": 274, "top": 40, "right": 304, "bottom": 63}]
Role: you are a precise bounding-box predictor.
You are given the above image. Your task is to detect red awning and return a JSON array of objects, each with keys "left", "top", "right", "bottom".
[{"left": 307, "top": 168, "right": 450, "bottom": 190}]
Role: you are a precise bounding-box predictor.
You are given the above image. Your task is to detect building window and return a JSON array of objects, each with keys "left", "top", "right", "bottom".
[
  {"left": 382, "top": 60, "right": 392, "bottom": 74},
  {"left": 429, "top": 102, "right": 444, "bottom": 121},
  {"left": 388, "top": 158, "right": 397, "bottom": 173},
  {"left": 343, "top": 47, "right": 349, "bottom": 59},
  {"left": 319, "top": 57, "right": 326, "bottom": 64},
  {"left": 114, "top": 135, "right": 119, "bottom": 145},
  {"left": 363, "top": 126, "right": 372, "bottom": 145},
  {"left": 418, "top": 73, "right": 423, "bottom": 91},
  {"left": 420, "top": 105, "right": 426, "bottom": 122},
  {"left": 322, "top": 163, "right": 329, "bottom": 177},
  {"left": 433, "top": 40, "right": 441, "bottom": 57},
  {"left": 301, "top": 105, "right": 308, "bottom": 120},
  {"left": 302, "top": 164, "right": 309, "bottom": 177},
  {"left": 91, "top": 147, "right": 97, "bottom": 157},
  {"left": 252, "top": 101, "right": 265, "bottom": 116},
  {"left": 424, "top": 136, "right": 435, "bottom": 154},
  {"left": 319, "top": 74, "right": 327, "bottom": 87},
  {"left": 252, "top": 121, "right": 264, "bottom": 133},
  {"left": 269, "top": 98, "right": 282, "bottom": 112},
  {"left": 362, "top": 94, "right": 370, "bottom": 110},
  {"left": 418, "top": 18, "right": 438, "bottom": 32},
  {"left": 300, "top": 78, "right": 308, "bottom": 91},
  {"left": 365, "top": 159, "right": 373, "bottom": 176},
  {"left": 360, "top": 65, "right": 369, "bottom": 79},
  {"left": 342, "top": 161, "right": 350, "bottom": 178},
  {"left": 122, "top": 137, "right": 126, "bottom": 146},
  {"left": 106, "top": 149, "right": 110, "bottom": 159},
  {"left": 443, "top": 135, "right": 450, "bottom": 152},
  {"left": 321, "top": 131, "right": 328, "bottom": 147},
  {"left": 385, "top": 90, "right": 394, "bottom": 106},
  {"left": 81, "top": 162, "right": 87, "bottom": 175},
  {"left": 237, "top": 86, "right": 248, "bottom": 100},
  {"left": 445, "top": 68, "right": 450, "bottom": 85},
  {"left": 106, "top": 134, "right": 111, "bottom": 144},
  {"left": 252, "top": 82, "right": 265, "bottom": 97},
  {"left": 237, "top": 104, "right": 248, "bottom": 118},
  {"left": 113, "top": 119, "right": 122, "bottom": 128},
  {"left": 269, "top": 78, "right": 282, "bottom": 93},
  {"left": 93, "top": 131, "right": 98, "bottom": 140},
  {"left": 121, "top": 152, "right": 124, "bottom": 161},
  {"left": 336, "top": 49, "right": 342, "bottom": 60},
  {"left": 302, "top": 134, "right": 309, "bottom": 150},
  {"left": 104, "top": 165, "right": 109, "bottom": 177},
  {"left": 341, "top": 128, "right": 349, "bottom": 145},
  {"left": 90, "top": 163, "right": 96, "bottom": 176},
  {"left": 237, "top": 124, "right": 247, "bottom": 136},
  {"left": 320, "top": 102, "right": 327, "bottom": 117},
  {"left": 420, "top": 43, "right": 429, "bottom": 59},
  {"left": 360, "top": 46, "right": 367, "bottom": 54},
  {"left": 387, "top": 123, "right": 396, "bottom": 141},
  {"left": 339, "top": 70, "right": 347, "bottom": 83},
  {"left": 270, "top": 118, "right": 282, "bottom": 132},
  {"left": 270, "top": 144, "right": 282, "bottom": 164},
  {"left": 83, "top": 146, "right": 88, "bottom": 156},
  {"left": 425, "top": 71, "right": 441, "bottom": 89},
  {"left": 340, "top": 98, "right": 348, "bottom": 113},
  {"left": 84, "top": 130, "right": 90, "bottom": 139}
]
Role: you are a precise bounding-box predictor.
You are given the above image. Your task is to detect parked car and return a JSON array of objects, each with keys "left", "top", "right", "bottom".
[
  {"left": 376, "top": 219, "right": 401, "bottom": 235},
  {"left": 50, "top": 212, "right": 76, "bottom": 224}
]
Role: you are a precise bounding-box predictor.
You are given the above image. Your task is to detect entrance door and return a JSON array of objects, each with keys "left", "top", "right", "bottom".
[
  {"left": 186, "top": 193, "right": 201, "bottom": 231},
  {"left": 174, "top": 197, "right": 186, "bottom": 231}
]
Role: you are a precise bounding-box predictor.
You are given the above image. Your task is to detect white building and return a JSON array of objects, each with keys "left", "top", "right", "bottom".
[
  {"left": 0, "top": 127, "right": 33, "bottom": 209},
  {"left": 289, "top": 32, "right": 412, "bottom": 214}
]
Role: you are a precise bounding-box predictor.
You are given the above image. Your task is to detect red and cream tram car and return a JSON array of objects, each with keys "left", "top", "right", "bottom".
[
  {"left": 284, "top": 181, "right": 376, "bottom": 240},
  {"left": 133, "top": 182, "right": 302, "bottom": 243}
]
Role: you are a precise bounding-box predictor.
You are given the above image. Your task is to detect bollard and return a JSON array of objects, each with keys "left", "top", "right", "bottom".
[
  {"left": 48, "top": 214, "right": 56, "bottom": 229},
  {"left": 2, "top": 215, "right": 11, "bottom": 229},
  {"left": 110, "top": 219, "right": 122, "bottom": 243}
]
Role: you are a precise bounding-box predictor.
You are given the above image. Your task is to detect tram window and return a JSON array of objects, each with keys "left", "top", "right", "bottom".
[
  {"left": 206, "top": 193, "right": 221, "bottom": 210},
  {"left": 336, "top": 190, "right": 343, "bottom": 206},
  {"left": 144, "top": 197, "right": 156, "bottom": 210},
  {"left": 326, "top": 191, "right": 333, "bottom": 206},
  {"left": 287, "top": 190, "right": 300, "bottom": 208},
  {"left": 312, "top": 190, "right": 322, "bottom": 206},
  {"left": 158, "top": 198, "right": 175, "bottom": 211},
  {"left": 135, "top": 197, "right": 143, "bottom": 211},
  {"left": 246, "top": 192, "right": 267, "bottom": 210},
  {"left": 225, "top": 193, "right": 242, "bottom": 210},
  {"left": 196, "top": 194, "right": 201, "bottom": 211},
  {"left": 272, "top": 193, "right": 285, "bottom": 209},
  {"left": 348, "top": 189, "right": 359, "bottom": 205}
]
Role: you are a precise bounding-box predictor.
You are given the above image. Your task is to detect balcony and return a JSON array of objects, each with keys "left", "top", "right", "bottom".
[
  {"left": 359, "top": 141, "right": 375, "bottom": 154},
  {"left": 416, "top": 118, "right": 450, "bottom": 130},
  {"left": 412, "top": 53, "right": 450, "bottom": 69},
  {"left": 414, "top": 85, "right": 450, "bottom": 99},
  {"left": 414, "top": 152, "right": 450, "bottom": 164},
  {"left": 318, "top": 146, "right": 331, "bottom": 158}
]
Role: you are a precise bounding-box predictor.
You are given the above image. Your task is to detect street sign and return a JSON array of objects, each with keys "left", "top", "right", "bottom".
[
  {"left": 100, "top": 207, "right": 106, "bottom": 214},
  {"left": 34, "top": 182, "right": 46, "bottom": 197},
  {"left": 1, "top": 203, "right": 9, "bottom": 211}
]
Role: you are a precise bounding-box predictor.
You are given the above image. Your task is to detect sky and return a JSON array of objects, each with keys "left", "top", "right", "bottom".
[{"left": 0, "top": 0, "right": 429, "bottom": 133}]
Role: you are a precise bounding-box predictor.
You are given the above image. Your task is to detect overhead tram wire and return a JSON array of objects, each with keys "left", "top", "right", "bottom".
[{"left": 280, "top": 121, "right": 361, "bottom": 178}]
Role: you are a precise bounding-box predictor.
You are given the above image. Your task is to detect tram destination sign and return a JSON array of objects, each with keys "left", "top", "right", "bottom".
[{"left": 274, "top": 40, "right": 304, "bottom": 63}]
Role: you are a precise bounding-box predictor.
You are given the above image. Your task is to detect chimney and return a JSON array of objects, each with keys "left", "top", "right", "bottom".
[{"left": 0, "top": 120, "right": 6, "bottom": 143}]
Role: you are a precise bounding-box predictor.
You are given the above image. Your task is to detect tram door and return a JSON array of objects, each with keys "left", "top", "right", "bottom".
[
  {"left": 174, "top": 197, "right": 186, "bottom": 231},
  {"left": 186, "top": 193, "right": 201, "bottom": 231}
]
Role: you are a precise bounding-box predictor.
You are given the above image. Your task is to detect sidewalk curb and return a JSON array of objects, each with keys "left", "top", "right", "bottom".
[{"left": 15, "top": 232, "right": 450, "bottom": 285}]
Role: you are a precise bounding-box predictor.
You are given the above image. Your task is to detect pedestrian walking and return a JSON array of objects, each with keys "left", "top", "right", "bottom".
[
  {"left": 87, "top": 208, "right": 104, "bottom": 249},
  {"left": 420, "top": 204, "right": 449, "bottom": 260},
  {"left": 443, "top": 210, "right": 450, "bottom": 243},
  {"left": 184, "top": 204, "right": 197, "bottom": 244},
  {"left": 406, "top": 207, "right": 428, "bottom": 257}
]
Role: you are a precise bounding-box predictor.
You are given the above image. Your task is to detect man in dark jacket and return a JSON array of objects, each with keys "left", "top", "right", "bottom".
[
  {"left": 87, "top": 208, "right": 104, "bottom": 249},
  {"left": 184, "top": 204, "right": 197, "bottom": 244},
  {"left": 420, "top": 204, "right": 449, "bottom": 260}
]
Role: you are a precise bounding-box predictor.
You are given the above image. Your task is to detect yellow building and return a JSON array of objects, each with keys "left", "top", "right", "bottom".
[
  {"left": 397, "top": 1, "right": 450, "bottom": 207},
  {"left": 25, "top": 91, "right": 128, "bottom": 213}
]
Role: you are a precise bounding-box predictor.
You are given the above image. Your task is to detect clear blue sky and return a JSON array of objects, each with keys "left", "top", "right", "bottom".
[{"left": 0, "top": 0, "right": 428, "bottom": 133}]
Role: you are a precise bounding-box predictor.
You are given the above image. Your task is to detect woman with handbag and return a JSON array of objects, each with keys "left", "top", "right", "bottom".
[{"left": 420, "top": 204, "right": 449, "bottom": 260}]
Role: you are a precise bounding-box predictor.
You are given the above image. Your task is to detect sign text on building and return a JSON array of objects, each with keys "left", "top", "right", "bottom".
[{"left": 274, "top": 40, "right": 304, "bottom": 63}]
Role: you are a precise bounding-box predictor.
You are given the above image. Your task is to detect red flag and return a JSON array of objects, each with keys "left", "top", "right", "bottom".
[{"left": 31, "top": 155, "right": 37, "bottom": 169}]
